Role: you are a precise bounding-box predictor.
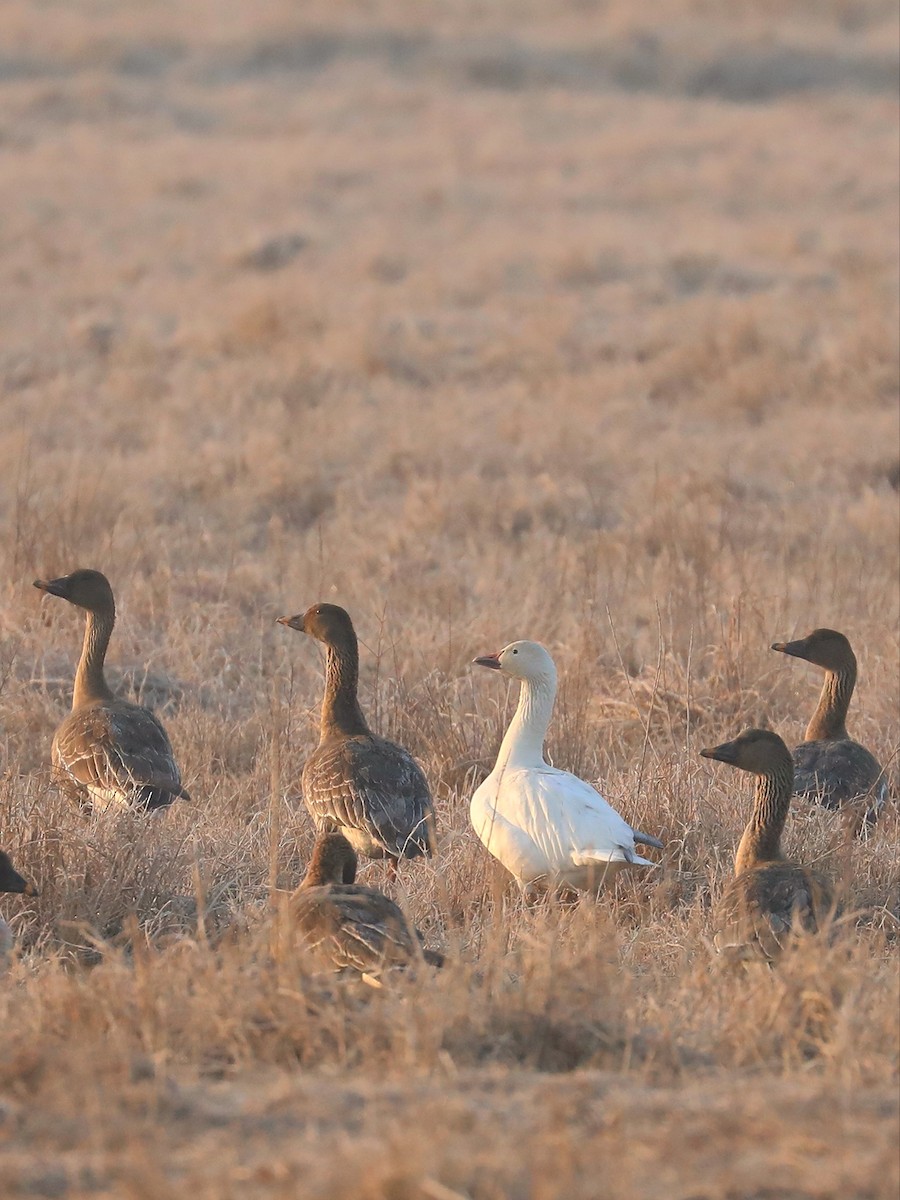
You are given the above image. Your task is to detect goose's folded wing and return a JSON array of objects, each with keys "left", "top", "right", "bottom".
[
  {"left": 53, "top": 702, "right": 184, "bottom": 797},
  {"left": 511, "top": 768, "right": 640, "bottom": 860},
  {"left": 303, "top": 738, "right": 434, "bottom": 856},
  {"left": 793, "top": 739, "right": 887, "bottom": 809},
  {"left": 296, "top": 887, "right": 419, "bottom": 972}
]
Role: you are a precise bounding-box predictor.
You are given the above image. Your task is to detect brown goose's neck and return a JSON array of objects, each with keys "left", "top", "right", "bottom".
[
  {"left": 805, "top": 665, "right": 855, "bottom": 742},
  {"left": 320, "top": 641, "right": 370, "bottom": 739},
  {"left": 73, "top": 607, "right": 115, "bottom": 709},
  {"left": 734, "top": 768, "right": 792, "bottom": 875},
  {"left": 300, "top": 837, "right": 358, "bottom": 888}
]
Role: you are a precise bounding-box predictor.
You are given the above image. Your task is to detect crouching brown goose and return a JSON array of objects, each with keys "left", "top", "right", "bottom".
[
  {"left": 277, "top": 604, "right": 435, "bottom": 866},
  {"left": 34, "top": 569, "right": 189, "bottom": 812},
  {"left": 700, "top": 728, "right": 835, "bottom": 960},
  {"left": 772, "top": 628, "right": 887, "bottom": 829},
  {"left": 470, "top": 641, "right": 663, "bottom": 898},
  {"left": 291, "top": 831, "right": 443, "bottom": 978}
]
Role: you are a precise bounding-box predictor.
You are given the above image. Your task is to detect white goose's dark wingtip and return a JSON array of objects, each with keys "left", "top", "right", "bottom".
[{"left": 634, "top": 830, "right": 664, "bottom": 850}]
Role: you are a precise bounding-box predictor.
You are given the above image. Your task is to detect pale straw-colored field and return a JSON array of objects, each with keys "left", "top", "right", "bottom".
[{"left": 0, "top": 1, "right": 898, "bottom": 1197}]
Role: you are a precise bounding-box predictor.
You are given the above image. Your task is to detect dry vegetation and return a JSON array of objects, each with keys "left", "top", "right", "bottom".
[{"left": 0, "top": 0, "right": 898, "bottom": 1196}]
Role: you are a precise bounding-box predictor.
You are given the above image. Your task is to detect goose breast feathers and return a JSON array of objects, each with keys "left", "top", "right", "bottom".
[{"left": 715, "top": 862, "right": 834, "bottom": 960}]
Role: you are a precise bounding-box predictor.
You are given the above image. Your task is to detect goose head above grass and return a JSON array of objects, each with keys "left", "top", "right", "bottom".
[
  {"left": 34, "top": 568, "right": 116, "bottom": 617},
  {"left": 277, "top": 603, "right": 356, "bottom": 646},
  {"left": 474, "top": 640, "right": 558, "bottom": 687}
]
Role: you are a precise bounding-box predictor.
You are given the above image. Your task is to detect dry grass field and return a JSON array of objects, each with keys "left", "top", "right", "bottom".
[{"left": 0, "top": 1, "right": 898, "bottom": 1196}]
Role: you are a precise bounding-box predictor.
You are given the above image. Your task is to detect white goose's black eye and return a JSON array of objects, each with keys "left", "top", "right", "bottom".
[{"left": 512, "top": 648, "right": 518, "bottom": 654}]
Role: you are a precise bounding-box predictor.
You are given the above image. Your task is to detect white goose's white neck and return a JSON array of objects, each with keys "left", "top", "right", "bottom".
[{"left": 494, "top": 671, "right": 557, "bottom": 771}]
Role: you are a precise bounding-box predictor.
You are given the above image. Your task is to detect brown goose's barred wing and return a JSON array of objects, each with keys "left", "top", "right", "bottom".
[
  {"left": 792, "top": 738, "right": 887, "bottom": 816},
  {"left": 52, "top": 699, "right": 188, "bottom": 811},
  {"left": 715, "top": 862, "right": 834, "bottom": 960},
  {"left": 292, "top": 883, "right": 429, "bottom": 974},
  {"left": 301, "top": 735, "right": 435, "bottom": 859}
]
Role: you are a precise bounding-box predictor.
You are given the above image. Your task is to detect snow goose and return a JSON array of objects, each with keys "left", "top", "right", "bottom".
[
  {"left": 701, "top": 728, "right": 835, "bottom": 960},
  {"left": 470, "top": 641, "right": 662, "bottom": 897},
  {"left": 277, "top": 604, "right": 435, "bottom": 866},
  {"left": 291, "top": 831, "right": 443, "bottom": 977},
  {"left": 34, "top": 569, "right": 189, "bottom": 812},
  {"left": 772, "top": 629, "right": 887, "bottom": 830}
]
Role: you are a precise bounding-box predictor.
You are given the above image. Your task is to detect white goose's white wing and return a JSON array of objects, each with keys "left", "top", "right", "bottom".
[{"left": 471, "top": 765, "right": 653, "bottom": 885}]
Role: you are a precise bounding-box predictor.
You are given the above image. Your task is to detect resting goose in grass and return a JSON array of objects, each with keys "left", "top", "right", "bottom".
[
  {"left": 34, "top": 569, "right": 189, "bottom": 813},
  {"left": 700, "top": 728, "right": 835, "bottom": 961},
  {"left": 291, "top": 831, "right": 443, "bottom": 979},
  {"left": 771, "top": 629, "right": 887, "bottom": 830},
  {"left": 277, "top": 604, "right": 435, "bottom": 867},
  {"left": 470, "top": 641, "right": 663, "bottom": 897}
]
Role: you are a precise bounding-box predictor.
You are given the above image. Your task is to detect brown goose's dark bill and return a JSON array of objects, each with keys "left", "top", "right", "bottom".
[
  {"left": 771, "top": 639, "right": 804, "bottom": 658},
  {"left": 700, "top": 741, "right": 739, "bottom": 765},
  {"left": 473, "top": 654, "right": 502, "bottom": 670},
  {"left": 34, "top": 578, "right": 67, "bottom": 598},
  {"left": 276, "top": 614, "right": 303, "bottom": 631}
]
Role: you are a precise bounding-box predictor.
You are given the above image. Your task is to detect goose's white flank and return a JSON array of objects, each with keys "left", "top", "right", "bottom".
[{"left": 470, "top": 641, "right": 662, "bottom": 897}]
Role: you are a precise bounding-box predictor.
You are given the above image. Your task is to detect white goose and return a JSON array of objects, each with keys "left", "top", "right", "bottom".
[{"left": 471, "top": 641, "right": 663, "bottom": 896}]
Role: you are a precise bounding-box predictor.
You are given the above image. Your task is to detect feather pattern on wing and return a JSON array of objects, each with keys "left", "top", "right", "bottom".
[
  {"left": 52, "top": 698, "right": 187, "bottom": 811},
  {"left": 302, "top": 735, "right": 434, "bottom": 859},
  {"left": 292, "top": 883, "right": 430, "bottom": 974},
  {"left": 792, "top": 738, "right": 887, "bottom": 815},
  {"left": 715, "top": 862, "right": 834, "bottom": 960}
]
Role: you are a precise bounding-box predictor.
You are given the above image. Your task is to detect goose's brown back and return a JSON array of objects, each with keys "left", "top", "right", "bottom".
[
  {"left": 791, "top": 738, "right": 886, "bottom": 825},
  {"left": 291, "top": 832, "right": 442, "bottom": 974},
  {"left": 301, "top": 733, "right": 434, "bottom": 859},
  {"left": 51, "top": 697, "right": 189, "bottom": 811}
]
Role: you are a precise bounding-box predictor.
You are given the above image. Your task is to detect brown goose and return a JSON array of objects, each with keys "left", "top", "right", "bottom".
[
  {"left": 34, "top": 569, "right": 189, "bottom": 812},
  {"left": 277, "top": 604, "right": 435, "bottom": 864},
  {"left": 700, "top": 729, "right": 834, "bottom": 960},
  {"left": 0, "top": 850, "right": 37, "bottom": 897},
  {"left": 772, "top": 629, "right": 887, "bottom": 827},
  {"left": 291, "top": 831, "right": 443, "bottom": 977},
  {"left": 0, "top": 850, "right": 38, "bottom": 965}
]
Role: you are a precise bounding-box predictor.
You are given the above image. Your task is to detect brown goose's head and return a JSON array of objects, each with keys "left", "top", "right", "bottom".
[
  {"left": 276, "top": 603, "right": 357, "bottom": 648},
  {"left": 301, "top": 832, "right": 358, "bottom": 888},
  {"left": 34, "top": 569, "right": 115, "bottom": 616},
  {"left": 771, "top": 628, "right": 856, "bottom": 674},
  {"left": 700, "top": 728, "right": 793, "bottom": 777},
  {"left": 0, "top": 850, "right": 38, "bottom": 897}
]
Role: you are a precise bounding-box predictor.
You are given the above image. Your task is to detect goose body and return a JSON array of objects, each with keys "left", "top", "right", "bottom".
[
  {"left": 34, "top": 570, "right": 188, "bottom": 812},
  {"left": 278, "top": 604, "right": 435, "bottom": 863},
  {"left": 772, "top": 629, "right": 887, "bottom": 827},
  {"left": 291, "top": 832, "right": 443, "bottom": 976},
  {"left": 701, "top": 729, "right": 835, "bottom": 960},
  {"left": 470, "top": 641, "right": 662, "bottom": 895}
]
